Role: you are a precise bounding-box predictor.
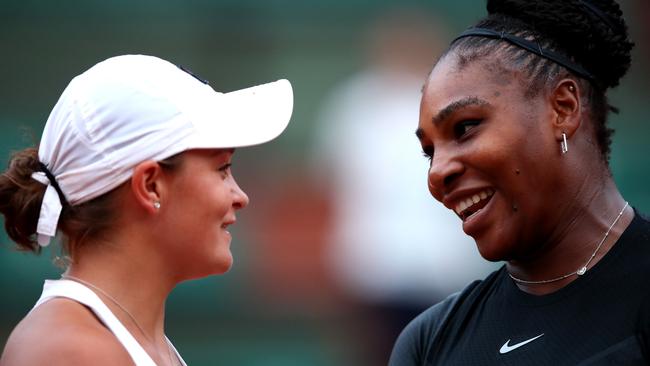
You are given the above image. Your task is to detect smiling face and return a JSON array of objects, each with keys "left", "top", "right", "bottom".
[
  {"left": 158, "top": 148, "right": 249, "bottom": 278},
  {"left": 418, "top": 53, "right": 567, "bottom": 261}
]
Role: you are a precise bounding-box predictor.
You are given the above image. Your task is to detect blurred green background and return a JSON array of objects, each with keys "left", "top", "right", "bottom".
[{"left": 1, "top": 1, "right": 648, "bottom": 365}]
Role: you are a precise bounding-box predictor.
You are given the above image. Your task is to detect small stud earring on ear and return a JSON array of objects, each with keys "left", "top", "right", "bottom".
[
  {"left": 561, "top": 133, "right": 569, "bottom": 154},
  {"left": 568, "top": 85, "right": 575, "bottom": 92},
  {"left": 153, "top": 201, "right": 161, "bottom": 209}
]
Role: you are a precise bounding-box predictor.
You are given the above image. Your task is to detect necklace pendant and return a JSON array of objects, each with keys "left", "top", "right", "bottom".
[{"left": 577, "top": 266, "right": 587, "bottom": 276}]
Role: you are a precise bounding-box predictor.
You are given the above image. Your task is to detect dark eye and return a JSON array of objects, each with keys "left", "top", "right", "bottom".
[
  {"left": 421, "top": 146, "right": 434, "bottom": 163},
  {"left": 454, "top": 119, "right": 481, "bottom": 138}
]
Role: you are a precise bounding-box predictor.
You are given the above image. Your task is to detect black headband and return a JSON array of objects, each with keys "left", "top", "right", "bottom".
[
  {"left": 38, "top": 162, "right": 69, "bottom": 207},
  {"left": 451, "top": 27, "right": 595, "bottom": 82}
]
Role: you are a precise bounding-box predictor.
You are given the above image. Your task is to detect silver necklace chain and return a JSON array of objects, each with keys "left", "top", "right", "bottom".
[
  {"left": 508, "top": 201, "right": 628, "bottom": 285},
  {"left": 61, "top": 274, "right": 177, "bottom": 365}
]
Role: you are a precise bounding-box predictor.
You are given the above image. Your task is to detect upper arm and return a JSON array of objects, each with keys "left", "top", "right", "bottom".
[
  {"left": 0, "top": 299, "right": 134, "bottom": 366},
  {"left": 389, "top": 316, "right": 427, "bottom": 366},
  {"left": 1, "top": 322, "right": 134, "bottom": 366},
  {"left": 388, "top": 300, "right": 453, "bottom": 366},
  {"left": 388, "top": 286, "right": 476, "bottom": 366}
]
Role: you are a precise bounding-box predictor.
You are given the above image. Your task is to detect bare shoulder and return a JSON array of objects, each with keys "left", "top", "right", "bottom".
[{"left": 0, "top": 298, "right": 134, "bottom": 366}]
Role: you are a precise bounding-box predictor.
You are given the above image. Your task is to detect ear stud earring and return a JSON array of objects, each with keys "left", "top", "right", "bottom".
[
  {"left": 561, "top": 133, "right": 569, "bottom": 154},
  {"left": 568, "top": 85, "right": 575, "bottom": 92},
  {"left": 153, "top": 201, "right": 161, "bottom": 209}
]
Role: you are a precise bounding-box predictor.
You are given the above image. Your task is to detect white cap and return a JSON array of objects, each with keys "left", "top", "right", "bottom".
[{"left": 31, "top": 54, "right": 294, "bottom": 246}]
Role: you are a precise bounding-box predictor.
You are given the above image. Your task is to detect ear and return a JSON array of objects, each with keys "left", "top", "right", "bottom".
[
  {"left": 130, "top": 161, "right": 165, "bottom": 214},
  {"left": 550, "top": 79, "right": 581, "bottom": 141}
]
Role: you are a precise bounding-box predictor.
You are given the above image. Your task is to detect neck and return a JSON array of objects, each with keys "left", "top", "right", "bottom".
[
  {"left": 64, "top": 236, "right": 175, "bottom": 342},
  {"left": 507, "top": 175, "right": 633, "bottom": 295}
]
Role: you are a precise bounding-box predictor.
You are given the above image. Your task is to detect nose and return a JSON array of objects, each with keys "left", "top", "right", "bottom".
[
  {"left": 427, "top": 146, "right": 464, "bottom": 200},
  {"left": 231, "top": 179, "right": 250, "bottom": 210}
]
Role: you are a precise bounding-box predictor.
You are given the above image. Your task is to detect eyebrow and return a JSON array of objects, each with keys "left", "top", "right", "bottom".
[
  {"left": 209, "top": 148, "right": 235, "bottom": 156},
  {"left": 415, "top": 96, "right": 491, "bottom": 141},
  {"left": 431, "top": 96, "right": 491, "bottom": 126}
]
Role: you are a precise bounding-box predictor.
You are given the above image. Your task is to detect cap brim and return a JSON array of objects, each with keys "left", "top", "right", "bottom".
[{"left": 190, "top": 79, "right": 293, "bottom": 149}]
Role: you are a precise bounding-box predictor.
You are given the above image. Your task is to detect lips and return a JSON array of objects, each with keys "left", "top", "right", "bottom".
[
  {"left": 453, "top": 188, "right": 494, "bottom": 221},
  {"left": 221, "top": 218, "right": 236, "bottom": 229}
]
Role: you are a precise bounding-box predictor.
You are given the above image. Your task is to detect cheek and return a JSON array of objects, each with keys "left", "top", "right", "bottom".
[
  {"left": 203, "top": 185, "right": 232, "bottom": 216},
  {"left": 479, "top": 120, "right": 542, "bottom": 173},
  {"left": 464, "top": 126, "right": 536, "bottom": 214},
  {"left": 168, "top": 182, "right": 230, "bottom": 232},
  {"left": 466, "top": 133, "right": 512, "bottom": 178}
]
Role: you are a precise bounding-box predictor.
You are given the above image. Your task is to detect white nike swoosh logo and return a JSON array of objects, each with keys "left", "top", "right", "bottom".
[{"left": 499, "top": 333, "right": 544, "bottom": 354}]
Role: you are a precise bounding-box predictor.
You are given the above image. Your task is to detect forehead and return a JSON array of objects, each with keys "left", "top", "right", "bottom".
[
  {"left": 422, "top": 53, "right": 522, "bottom": 114},
  {"left": 186, "top": 148, "right": 234, "bottom": 158},
  {"left": 177, "top": 148, "right": 234, "bottom": 167}
]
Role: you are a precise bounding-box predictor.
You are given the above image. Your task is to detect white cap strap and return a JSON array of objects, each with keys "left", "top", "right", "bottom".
[{"left": 31, "top": 171, "right": 63, "bottom": 247}]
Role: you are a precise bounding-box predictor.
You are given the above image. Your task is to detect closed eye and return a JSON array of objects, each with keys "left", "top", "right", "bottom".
[{"left": 218, "top": 163, "right": 232, "bottom": 177}]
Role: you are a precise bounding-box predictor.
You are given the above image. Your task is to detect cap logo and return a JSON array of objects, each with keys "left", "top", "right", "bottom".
[{"left": 177, "top": 64, "right": 210, "bottom": 85}]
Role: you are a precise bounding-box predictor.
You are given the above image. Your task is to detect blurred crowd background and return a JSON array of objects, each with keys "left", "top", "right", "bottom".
[{"left": 1, "top": 1, "right": 648, "bottom": 365}]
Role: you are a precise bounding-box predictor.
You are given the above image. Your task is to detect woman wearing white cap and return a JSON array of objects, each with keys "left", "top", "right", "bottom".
[{"left": 0, "top": 55, "right": 293, "bottom": 365}]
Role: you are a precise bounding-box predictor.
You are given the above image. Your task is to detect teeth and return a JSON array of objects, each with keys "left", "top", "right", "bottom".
[
  {"left": 454, "top": 189, "right": 494, "bottom": 215},
  {"left": 459, "top": 201, "right": 468, "bottom": 212}
]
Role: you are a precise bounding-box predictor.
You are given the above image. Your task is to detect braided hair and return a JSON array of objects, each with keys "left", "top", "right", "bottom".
[{"left": 445, "top": 0, "right": 633, "bottom": 163}]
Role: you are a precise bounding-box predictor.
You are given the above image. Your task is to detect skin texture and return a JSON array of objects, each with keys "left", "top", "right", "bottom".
[
  {"left": 417, "top": 52, "right": 632, "bottom": 295},
  {"left": 150, "top": 148, "right": 249, "bottom": 280},
  {"left": 0, "top": 148, "right": 249, "bottom": 365},
  {"left": 1, "top": 298, "right": 135, "bottom": 366}
]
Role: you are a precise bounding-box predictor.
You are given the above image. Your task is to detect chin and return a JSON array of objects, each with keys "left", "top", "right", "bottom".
[
  {"left": 212, "top": 254, "right": 234, "bottom": 274},
  {"left": 474, "top": 236, "right": 512, "bottom": 262},
  {"left": 184, "top": 256, "right": 233, "bottom": 281},
  {"left": 204, "top": 253, "right": 233, "bottom": 275},
  {"left": 215, "top": 261, "right": 233, "bottom": 274}
]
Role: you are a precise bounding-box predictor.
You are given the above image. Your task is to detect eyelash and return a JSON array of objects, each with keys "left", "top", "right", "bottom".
[
  {"left": 218, "top": 163, "right": 232, "bottom": 177},
  {"left": 420, "top": 119, "right": 481, "bottom": 163},
  {"left": 421, "top": 147, "right": 433, "bottom": 163},
  {"left": 454, "top": 119, "right": 482, "bottom": 138}
]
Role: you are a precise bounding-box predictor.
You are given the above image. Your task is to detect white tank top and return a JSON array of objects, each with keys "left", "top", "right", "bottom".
[{"left": 32, "top": 279, "right": 188, "bottom": 366}]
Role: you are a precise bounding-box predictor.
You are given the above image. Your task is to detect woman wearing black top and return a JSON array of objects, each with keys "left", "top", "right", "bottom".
[{"left": 390, "top": 0, "right": 649, "bottom": 364}]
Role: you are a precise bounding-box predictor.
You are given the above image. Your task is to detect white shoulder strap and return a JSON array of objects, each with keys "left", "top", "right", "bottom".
[
  {"left": 33, "top": 279, "right": 157, "bottom": 366},
  {"left": 166, "top": 337, "right": 189, "bottom": 366}
]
